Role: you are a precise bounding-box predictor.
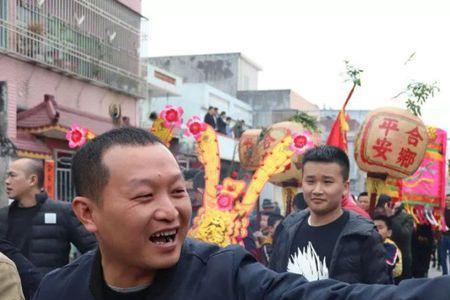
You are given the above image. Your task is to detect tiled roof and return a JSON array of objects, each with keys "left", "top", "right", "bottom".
[
  {"left": 17, "top": 95, "right": 114, "bottom": 135},
  {"left": 12, "top": 130, "right": 51, "bottom": 155}
]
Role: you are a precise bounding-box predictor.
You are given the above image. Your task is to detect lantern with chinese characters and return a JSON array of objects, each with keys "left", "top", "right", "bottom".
[
  {"left": 239, "top": 122, "right": 316, "bottom": 186},
  {"left": 355, "top": 107, "right": 429, "bottom": 179},
  {"left": 238, "top": 129, "right": 263, "bottom": 170}
]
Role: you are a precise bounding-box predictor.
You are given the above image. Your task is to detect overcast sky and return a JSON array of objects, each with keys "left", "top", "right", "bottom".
[{"left": 142, "top": 0, "right": 450, "bottom": 134}]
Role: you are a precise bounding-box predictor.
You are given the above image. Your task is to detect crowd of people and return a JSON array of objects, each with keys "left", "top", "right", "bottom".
[
  {"left": 203, "top": 106, "right": 246, "bottom": 138},
  {"left": 354, "top": 191, "right": 450, "bottom": 280},
  {"left": 0, "top": 127, "right": 449, "bottom": 299}
]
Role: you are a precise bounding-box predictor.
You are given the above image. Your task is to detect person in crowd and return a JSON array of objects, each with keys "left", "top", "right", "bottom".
[
  {"left": 242, "top": 208, "right": 261, "bottom": 261},
  {"left": 233, "top": 119, "right": 244, "bottom": 138},
  {"left": 270, "top": 146, "right": 390, "bottom": 283},
  {"left": 412, "top": 223, "right": 434, "bottom": 278},
  {"left": 439, "top": 194, "right": 450, "bottom": 275},
  {"left": 292, "top": 192, "right": 308, "bottom": 213},
  {"left": 373, "top": 193, "right": 392, "bottom": 216},
  {"left": 0, "top": 158, "right": 97, "bottom": 274},
  {"left": 273, "top": 202, "right": 281, "bottom": 215},
  {"left": 0, "top": 239, "right": 42, "bottom": 299},
  {"left": 261, "top": 199, "right": 275, "bottom": 214},
  {"left": 258, "top": 213, "right": 284, "bottom": 266},
  {"left": 379, "top": 199, "right": 414, "bottom": 282},
  {"left": 203, "top": 106, "right": 216, "bottom": 129},
  {"left": 225, "top": 117, "right": 234, "bottom": 137},
  {"left": 148, "top": 111, "right": 158, "bottom": 128},
  {"left": 33, "top": 127, "right": 450, "bottom": 300},
  {"left": 342, "top": 194, "right": 371, "bottom": 219},
  {"left": 182, "top": 169, "right": 201, "bottom": 224},
  {"left": 374, "top": 215, "right": 402, "bottom": 283},
  {"left": 217, "top": 111, "right": 227, "bottom": 134},
  {"left": 0, "top": 251, "right": 24, "bottom": 300},
  {"left": 357, "top": 192, "right": 370, "bottom": 213},
  {"left": 213, "top": 107, "right": 219, "bottom": 125}
]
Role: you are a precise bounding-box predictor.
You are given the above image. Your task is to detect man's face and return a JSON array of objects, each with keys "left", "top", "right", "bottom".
[
  {"left": 89, "top": 144, "right": 192, "bottom": 271},
  {"left": 358, "top": 195, "right": 370, "bottom": 212},
  {"left": 302, "top": 162, "right": 348, "bottom": 216},
  {"left": 5, "top": 160, "right": 35, "bottom": 200},
  {"left": 374, "top": 220, "right": 391, "bottom": 241}
]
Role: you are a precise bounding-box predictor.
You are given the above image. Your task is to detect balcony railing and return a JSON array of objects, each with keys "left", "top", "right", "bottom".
[{"left": 0, "top": 0, "right": 146, "bottom": 98}]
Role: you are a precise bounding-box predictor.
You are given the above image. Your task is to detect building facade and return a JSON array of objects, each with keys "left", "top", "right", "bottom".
[
  {"left": 148, "top": 52, "right": 261, "bottom": 97},
  {"left": 0, "top": 0, "right": 145, "bottom": 204},
  {"left": 237, "top": 89, "right": 319, "bottom": 128}
]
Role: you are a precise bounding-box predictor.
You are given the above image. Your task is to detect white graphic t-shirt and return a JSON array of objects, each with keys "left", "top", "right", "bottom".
[{"left": 287, "top": 242, "right": 329, "bottom": 281}]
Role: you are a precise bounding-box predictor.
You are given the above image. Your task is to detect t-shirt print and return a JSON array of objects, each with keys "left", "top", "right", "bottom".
[{"left": 287, "top": 241, "right": 329, "bottom": 281}]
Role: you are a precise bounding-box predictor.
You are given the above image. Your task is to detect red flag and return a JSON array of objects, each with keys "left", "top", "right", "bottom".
[{"left": 326, "top": 84, "right": 356, "bottom": 153}]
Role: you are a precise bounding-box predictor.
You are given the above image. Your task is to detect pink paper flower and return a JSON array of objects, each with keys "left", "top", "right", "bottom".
[
  {"left": 289, "top": 131, "right": 314, "bottom": 155},
  {"left": 217, "top": 193, "right": 234, "bottom": 211},
  {"left": 160, "top": 105, "right": 184, "bottom": 128},
  {"left": 66, "top": 124, "right": 88, "bottom": 148},
  {"left": 184, "top": 116, "right": 207, "bottom": 139}
]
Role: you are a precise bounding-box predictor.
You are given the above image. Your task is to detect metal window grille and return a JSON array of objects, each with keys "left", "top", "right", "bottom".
[
  {"left": 55, "top": 149, "right": 75, "bottom": 202},
  {"left": 0, "top": 0, "right": 147, "bottom": 98}
]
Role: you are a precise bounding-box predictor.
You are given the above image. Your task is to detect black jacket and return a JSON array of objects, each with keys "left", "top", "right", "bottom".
[
  {"left": 390, "top": 206, "right": 414, "bottom": 280},
  {"left": 0, "top": 239, "right": 42, "bottom": 299},
  {"left": 269, "top": 210, "right": 390, "bottom": 284},
  {"left": 33, "top": 238, "right": 450, "bottom": 300},
  {"left": 217, "top": 117, "right": 227, "bottom": 134},
  {"left": 0, "top": 194, "right": 97, "bottom": 274},
  {"left": 204, "top": 113, "right": 216, "bottom": 129}
]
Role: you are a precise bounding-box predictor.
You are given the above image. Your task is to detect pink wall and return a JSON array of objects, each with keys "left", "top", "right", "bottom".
[
  {"left": 116, "top": 0, "right": 141, "bottom": 14},
  {"left": 0, "top": 56, "right": 138, "bottom": 139}
]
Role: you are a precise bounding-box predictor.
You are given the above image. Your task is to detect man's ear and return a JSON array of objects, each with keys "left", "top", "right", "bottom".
[
  {"left": 343, "top": 180, "right": 350, "bottom": 197},
  {"left": 72, "top": 196, "right": 98, "bottom": 233},
  {"left": 29, "top": 174, "right": 38, "bottom": 187}
]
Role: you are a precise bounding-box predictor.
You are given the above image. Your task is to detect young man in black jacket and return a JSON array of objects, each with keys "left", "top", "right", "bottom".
[
  {"left": 33, "top": 127, "right": 450, "bottom": 300},
  {"left": 270, "top": 146, "right": 390, "bottom": 284},
  {"left": 0, "top": 158, "right": 97, "bottom": 274}
]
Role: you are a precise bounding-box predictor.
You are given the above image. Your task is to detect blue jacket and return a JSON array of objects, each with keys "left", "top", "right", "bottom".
[
  {"left": 270, "top": 210, "right": 390, "bottom": 284},
  {"left": 33, "top": 238, "right": 450, "bottom": 300}
]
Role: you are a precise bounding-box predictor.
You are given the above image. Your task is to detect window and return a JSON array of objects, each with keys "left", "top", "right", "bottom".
[
  {"left": 55, "top": 150, "right": 75, "bottom": 202},
  {"left": 0, "top": 82, "right": 6, "bottom": 113},
  {"left": 0, "top": 0, "right": 7, "bottom": 48}
]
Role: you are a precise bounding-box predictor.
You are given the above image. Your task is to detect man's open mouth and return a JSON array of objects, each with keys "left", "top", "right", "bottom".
[{"left": 149, "top": 229, "right": 177, "bottom": 245}]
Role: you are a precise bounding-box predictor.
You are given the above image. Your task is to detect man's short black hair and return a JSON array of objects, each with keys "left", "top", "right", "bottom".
[
  {"left": 72, "top": 127, "right": 165, "bottom": 203},
  {"left": 149, "top": 111, "right": 158, "bottom": 121},
  {"left": 208, "top": 106, "right": 214, "bottom": 111},
  {"left": 376, "top": 194, "right": 391, "bottom": 208},
  {"left": 268, "top": 213, "right": 284, "bottom": 227},
  {"left": 358, "top": 192, "right": 368, "bottom": 199},
  {"left": 301, "top": 145, "right": 350, "bottom": 181},
  {"left": 373, "top": 214, "right": 392, "bottom": 230}
]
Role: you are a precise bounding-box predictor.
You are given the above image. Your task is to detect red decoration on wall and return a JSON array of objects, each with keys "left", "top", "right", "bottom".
[{"left": 44, "top": 160, "right": 55, "bottom": 199}]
